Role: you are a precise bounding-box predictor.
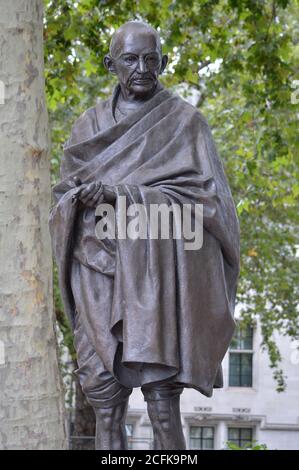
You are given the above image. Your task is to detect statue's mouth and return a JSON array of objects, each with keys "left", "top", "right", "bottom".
[{"left": 132, "top": 78, "right": 153, "bottom": 84}]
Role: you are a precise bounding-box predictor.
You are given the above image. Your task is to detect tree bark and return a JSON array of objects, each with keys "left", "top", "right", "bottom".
[{"left": 0, "top": 0, "right": 66, "bottom": 449}]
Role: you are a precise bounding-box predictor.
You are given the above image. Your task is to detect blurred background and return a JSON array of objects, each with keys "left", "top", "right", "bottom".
[
  {"left": 45, "top": 0, "right": 299, "bottom": 450},
  {"left": 0, "top": 0, "right": 298, "bottom": 450}
]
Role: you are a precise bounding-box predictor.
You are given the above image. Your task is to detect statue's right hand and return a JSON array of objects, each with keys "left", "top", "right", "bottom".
[{"left": 77, "top": 182, "right": 104, "bottom": 208}]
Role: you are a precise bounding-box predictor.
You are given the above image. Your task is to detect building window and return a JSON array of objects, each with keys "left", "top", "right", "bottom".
[
  {"left": 189, "top": 426, "right": 214, "bottom": 450},
  {"left": 126, "top": 423, "right": 134, "bottom": 450},
  {"left": 228, "top": 427, "right": 253, "bottom": 448},
  {"left": 229, "top": 325, "right": 253, "bottom": 387}
]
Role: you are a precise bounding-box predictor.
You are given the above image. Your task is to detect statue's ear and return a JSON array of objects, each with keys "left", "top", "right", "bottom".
[
  {"left": 160, "top": 54, "right": 168, "bottom": 75},
  {"left": 103, "top": 55, "right": 116, "bottom": 74}
]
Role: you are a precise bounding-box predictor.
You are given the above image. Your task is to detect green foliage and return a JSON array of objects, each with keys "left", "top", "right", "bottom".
[
  {"left": 226, "top": 440, "right": 268, "bottom": 450},
  {"left": 44, "top": 0, "right": 299, "bottom": 390},
  {"left": 53, "top": 262, "right": 76, "bottom": 359}
]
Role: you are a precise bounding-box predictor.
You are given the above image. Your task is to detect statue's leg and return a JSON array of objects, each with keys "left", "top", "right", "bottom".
[
  {"left": 141, "top": 382, "right": 186, "bottom": 450},
  {"left": 94, "top": 397, "right": 129, "bottom": 450},
  {"left": 72, "top": 305, "right": 132, "bottom": 450},
  {"left": 75, "top": 352, "right": 132, "bottom": 450}
]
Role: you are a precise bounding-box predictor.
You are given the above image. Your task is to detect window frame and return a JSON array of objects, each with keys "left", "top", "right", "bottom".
[
  {"left": 125, "top": 423, "right": 134, "bottom": 450},
  {"left": 227, "top": 426, "right": 253, "bottom": 448},
  {"left": 229, "top": 325, "right": 254, "bottom": 388},
  {"left": 189, "top": 425, "right": 215, "bottom": 450}
]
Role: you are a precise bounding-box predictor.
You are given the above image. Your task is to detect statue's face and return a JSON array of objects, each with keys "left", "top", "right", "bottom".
[{"left": 105, "top": 29, "right": 167, "bottom": 100}]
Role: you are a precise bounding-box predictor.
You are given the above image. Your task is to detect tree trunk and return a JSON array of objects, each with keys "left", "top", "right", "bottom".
[{"left": 0, "top": 0, "right": 66, "bottom": 449}]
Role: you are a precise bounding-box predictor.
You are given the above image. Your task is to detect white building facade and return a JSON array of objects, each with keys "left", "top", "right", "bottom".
[{"left": 126, "top": 322, "right": 299, "bottom": 450}]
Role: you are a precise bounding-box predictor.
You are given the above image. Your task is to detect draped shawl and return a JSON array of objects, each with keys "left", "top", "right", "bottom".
[{"left": 49, "top": 85, "right": 240, "bottom": 397}]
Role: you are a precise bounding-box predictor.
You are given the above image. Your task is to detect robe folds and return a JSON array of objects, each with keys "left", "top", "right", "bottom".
[{"left": 49, "top": 84, "right": 240, "bottom": 397}]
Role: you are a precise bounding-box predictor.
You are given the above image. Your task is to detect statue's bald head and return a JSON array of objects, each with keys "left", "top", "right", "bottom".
[
  {"left": 109, "top": 21, "right": 162, "bottom": 59},
  {"left": 104, "top": 20, "right": 167, "bottom": 101}
]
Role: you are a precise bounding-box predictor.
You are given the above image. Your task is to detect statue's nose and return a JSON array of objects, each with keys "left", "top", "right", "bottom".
[{"left": 136, "top": 57, "right": 147, "bottom": 73}]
